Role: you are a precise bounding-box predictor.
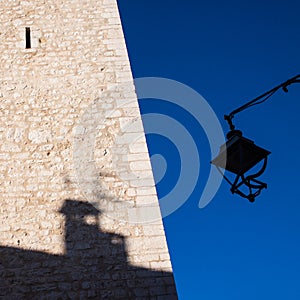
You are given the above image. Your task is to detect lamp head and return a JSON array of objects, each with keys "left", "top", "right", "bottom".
[{"left": 211, "top": 130, "right": 271, "bottom": 175}]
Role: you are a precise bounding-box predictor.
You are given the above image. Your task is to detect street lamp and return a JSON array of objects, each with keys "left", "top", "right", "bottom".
[{"left": 211, "top": 73, "right": 300, "bottom": 202}]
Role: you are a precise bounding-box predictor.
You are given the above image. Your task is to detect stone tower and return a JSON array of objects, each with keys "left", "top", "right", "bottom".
[{"left": 0, "top": 0, "right": 177, "bottom": 298}]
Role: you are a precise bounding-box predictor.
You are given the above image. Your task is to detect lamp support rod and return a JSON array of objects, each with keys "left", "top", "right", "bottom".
[{"left": 224, "top": 73, "right": 300, "bottom": 131}]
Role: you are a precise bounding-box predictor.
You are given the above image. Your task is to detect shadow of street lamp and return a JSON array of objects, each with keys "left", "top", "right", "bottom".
[{"left": 211, "top": 73, "right": 300, "bottom": 202}]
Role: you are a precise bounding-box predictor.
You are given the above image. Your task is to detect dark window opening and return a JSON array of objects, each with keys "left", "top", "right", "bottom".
[{"left": 25, "top": 27, "right": 31, "bottom": 49}]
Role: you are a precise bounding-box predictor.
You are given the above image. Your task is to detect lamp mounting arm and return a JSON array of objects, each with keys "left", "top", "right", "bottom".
[
  {"left": 224, "top": 114, "right": 235, "bottom": 131},
  {"left": 224, "top": 73, "right": 300, "bottom": 131}
]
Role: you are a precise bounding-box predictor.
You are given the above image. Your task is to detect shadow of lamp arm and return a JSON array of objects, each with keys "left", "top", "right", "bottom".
[{"left": 211, "top": 73, "right": 300, "bottom": 202}]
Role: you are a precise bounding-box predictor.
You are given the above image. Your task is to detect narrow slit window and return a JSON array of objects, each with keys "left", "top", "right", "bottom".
[{"left": 25, "top": 27, "right": 31, "bottom": 49}]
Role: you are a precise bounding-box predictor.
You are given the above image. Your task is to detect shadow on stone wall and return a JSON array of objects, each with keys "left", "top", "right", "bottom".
[{"left": 0, "top": 200, "right": 177, "bottom": 299}]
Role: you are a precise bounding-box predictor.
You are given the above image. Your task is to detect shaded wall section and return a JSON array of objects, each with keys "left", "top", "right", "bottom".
[{"left": 0, "top": 200, "right": 177, "bottom": 299}]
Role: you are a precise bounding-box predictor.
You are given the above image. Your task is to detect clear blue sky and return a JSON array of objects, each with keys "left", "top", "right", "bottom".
[{"left": 118, "top": 1, "right": 300, "bottom": 299}]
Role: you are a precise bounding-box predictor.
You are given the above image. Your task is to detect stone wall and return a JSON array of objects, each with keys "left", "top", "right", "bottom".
[{"left": 0, "top": 0, "right": 177, "bottom": 298}]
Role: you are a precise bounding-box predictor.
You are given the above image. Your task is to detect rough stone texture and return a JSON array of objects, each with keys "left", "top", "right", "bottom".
[{"left": 0, "top": 0, "right": 177, "bottom": 298}]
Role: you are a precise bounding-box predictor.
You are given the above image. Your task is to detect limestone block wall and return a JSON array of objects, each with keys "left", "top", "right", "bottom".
[{"left": 0, "top": 0, "right": 177, "bottom": 298}]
